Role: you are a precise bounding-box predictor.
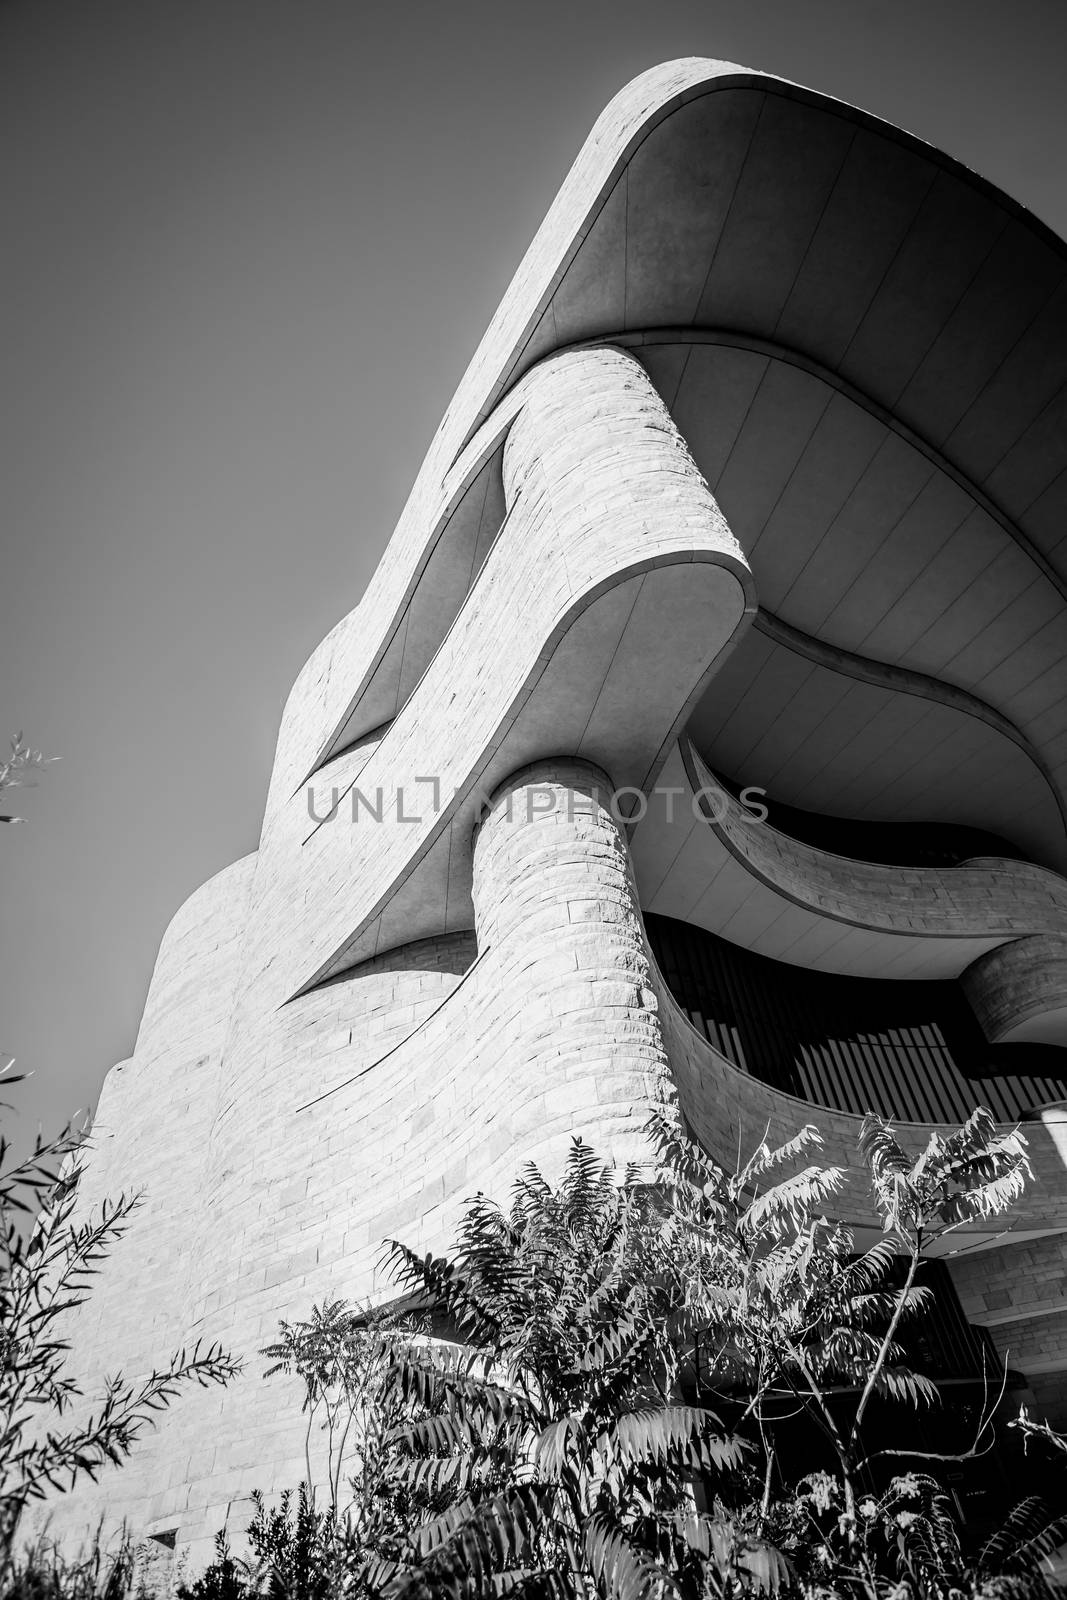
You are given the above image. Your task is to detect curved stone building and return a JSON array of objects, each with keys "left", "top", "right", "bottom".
[{"left": 47, "top": 57, "right": 1067, "bottom": 1566}]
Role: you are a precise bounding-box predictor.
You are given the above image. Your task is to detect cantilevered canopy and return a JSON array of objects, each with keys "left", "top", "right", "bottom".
[{"left": 289, "top": 59, "right": 1067, "bottom": 878}]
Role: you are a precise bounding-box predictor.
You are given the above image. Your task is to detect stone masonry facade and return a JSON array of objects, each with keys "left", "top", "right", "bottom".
[{"left": 38, "top": 57, "right": 1067, "bottom": 1573}]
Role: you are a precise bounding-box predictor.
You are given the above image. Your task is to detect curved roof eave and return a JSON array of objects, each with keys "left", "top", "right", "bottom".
[{"left": 266, "top": 56, "right": 1067, "bottom": 817}]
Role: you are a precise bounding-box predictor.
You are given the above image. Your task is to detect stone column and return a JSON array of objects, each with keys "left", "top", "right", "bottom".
[
  {"left": 470, "top": 757, "right": 676, "bottom": 1170},
  {"left": 961, "top": 934, "right": 1067, "bottom": 1046}
]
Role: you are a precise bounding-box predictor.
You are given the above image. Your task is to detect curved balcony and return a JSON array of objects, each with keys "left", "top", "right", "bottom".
[
  {"left": 649, "top": 938, "right": 1067, "bottom": 1237},
  {"left": 718, "top": 780, "right": 1030, "bottom": 871},
  {"left": 962, "top": 934, "right": 1067, "bottom": 1047},
  {"left": 630, "top": 739, "right": 1067, "bottom": 981},
  {"left": 646, "top": 911, "right": 1067, "bottom": 1124}
]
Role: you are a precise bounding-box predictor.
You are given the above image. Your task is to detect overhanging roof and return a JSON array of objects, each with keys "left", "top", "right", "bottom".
[
  {"left": 251, "top": 58, "right": 1067, "bottom": 995},
  {"left": 272, "top": 58, "right": 1067, "bottom": 859}
]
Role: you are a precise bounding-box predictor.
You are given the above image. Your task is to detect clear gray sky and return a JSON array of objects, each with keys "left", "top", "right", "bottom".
[{"left": 3, "top": 0, "right": 1067, "bottom": 1144}]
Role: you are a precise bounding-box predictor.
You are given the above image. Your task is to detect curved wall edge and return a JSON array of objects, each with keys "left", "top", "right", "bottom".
[
  {"left": 962, "top": 935, "right": 1067, "bottom": 1046},
  {"left": 262, "top": 58, "right": 1067, "bottom": 818},
  {"left": 682, "top": 740, "right": 1067, "bottom": 946}
]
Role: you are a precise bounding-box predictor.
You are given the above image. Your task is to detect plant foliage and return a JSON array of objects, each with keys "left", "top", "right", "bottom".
[
  {"left": 0, "top": 734, "right": 57, "bottom": 825},
  {"left": 359, "top": 1111, "right": 1060, "bottom": 1600},
  {"left": 146, "top": 1108, "right": 1067, "bottom": 1599}
]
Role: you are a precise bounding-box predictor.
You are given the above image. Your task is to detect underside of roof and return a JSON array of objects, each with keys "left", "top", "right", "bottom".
[
  {"left": 244, "top": 59, "right": 1067, "bottom": 1018},
  {"left": 306, "top": 60, "right": 1067, "bottom": 876}
]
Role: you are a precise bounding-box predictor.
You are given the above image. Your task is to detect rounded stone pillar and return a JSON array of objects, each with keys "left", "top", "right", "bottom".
[
  {"left": 961, "top": 934, "right": 1067, "bottom": 1045},
  {"left": 471, "top": 758, "right": 676, "bottom": 1168}
]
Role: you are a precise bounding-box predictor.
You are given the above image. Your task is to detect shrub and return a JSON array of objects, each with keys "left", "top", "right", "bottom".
[
  {"left": 0, "top": 733, "right": 57, "bottom": 825},
  {"left": 370, "top": 1108, "right": 1061, "bottom": 1598},
  {"left": 188, "top": 1107, "right": 1067, "bottom": 1598},
  {"left": 0, "top": 1526, "right": 139, "bottom": 1600},
  {"left": 178, "top": 1487, "right": 344, "bottom": 1600}
]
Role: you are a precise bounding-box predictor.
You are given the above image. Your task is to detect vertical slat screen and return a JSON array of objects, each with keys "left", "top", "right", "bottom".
[{"left": 645, "top": 913, "right": 1067, "bottom": 1123}]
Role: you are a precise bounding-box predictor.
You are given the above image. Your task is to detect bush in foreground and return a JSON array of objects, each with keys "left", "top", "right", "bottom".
[{"left": 185, "top": 1107, "right": 1067, "bottom": 1599}]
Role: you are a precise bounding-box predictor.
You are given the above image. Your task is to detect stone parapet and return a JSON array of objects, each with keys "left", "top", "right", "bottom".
[
  {"left": 948, "top": 1231, "right": 1067, "bottom": 1428},
  {"left": 687, "top": 744, "right": 1067, "bottom": 941},
  {"left": 652, "top": 944, "right": 1067, "bottom": 1234},
  {"left": 961, "top": 935, "right": 1067, "bottom": 1045}
]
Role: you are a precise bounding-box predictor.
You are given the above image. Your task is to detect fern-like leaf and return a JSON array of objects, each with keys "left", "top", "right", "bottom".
[{"left": 583, "top": 1513, "right": 679, "bottom": 1600}]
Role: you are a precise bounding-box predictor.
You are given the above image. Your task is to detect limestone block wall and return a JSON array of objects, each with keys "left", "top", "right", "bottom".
[
  {"left": 234, "top": 344, "right": 749, "bottom": 1011},
  {"left": 468, "top": 761, "right": 669, "bottom": 1142},
  {"left": 31, "top": 854, "right": 256, "bottom": 1546},
  {"left": 59, "top": 855, "right": 256, "bottom": 1370},
  {"left": 948, "top": 1233, "right": 1067, "bottom": 1426},
  {"left": 40, "top": 762, "right": 681, "bottom": 1566},
  {"left": 36, "top": 923, "right": 485, "bottom": 1555},
  {"left": 194, "top": 339, "right": 747, "bottom": 1346}
]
